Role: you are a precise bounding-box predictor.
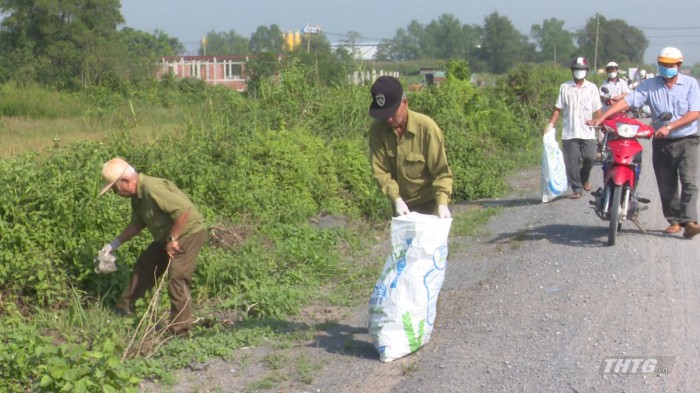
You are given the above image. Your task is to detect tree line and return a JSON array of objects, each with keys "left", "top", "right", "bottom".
[
  {"left": 0, "top": 0, "right": 358, "bottom": 90},
  {"left": 0, "top": 0, "right": 184, "bottom": 89},
  {"left": 0, "top": 1, "right": 663, "bottom": 90},
  {"left": 375, "top": 12, "right": 649, "bottom": 73}
]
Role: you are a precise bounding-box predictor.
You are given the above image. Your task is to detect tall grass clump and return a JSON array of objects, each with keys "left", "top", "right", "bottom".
[
  {"left": 0, "top": 82, "right": 87, "bottom": 119},
  {"left": 494, "top": 64, "right": 571, "bottom": 128},
  {"left": 1, "top": 60, "right": 557, "bottom": 315},
  {"left": 409, "top": 61, "right": 543, "bottom": 200}
]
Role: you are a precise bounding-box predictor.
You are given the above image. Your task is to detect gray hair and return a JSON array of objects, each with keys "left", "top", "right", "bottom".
[{"left": 121, "top": 165, "right": 138, "bottom": 180}]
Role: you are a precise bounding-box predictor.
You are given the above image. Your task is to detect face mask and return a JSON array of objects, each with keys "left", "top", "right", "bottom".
[
  {"left": 607, "top": 72, "right": 617, "bottom": 79},
  {"left": 658, "top": 65, "right": 678, "bottom": 79},
  {"left": 573, "top": 70, "right": 587, "bottom": 80}
]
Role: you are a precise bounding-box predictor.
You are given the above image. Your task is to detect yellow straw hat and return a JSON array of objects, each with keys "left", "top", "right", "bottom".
[{"left": 99, "top": 158, "right": 130, "bottom": 196}]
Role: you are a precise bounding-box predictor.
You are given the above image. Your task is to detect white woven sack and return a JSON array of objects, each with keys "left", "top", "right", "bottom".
[
  {"left": 542, "top": 127, "right": 568, "bottom": 202},
  {"left": 368, "top": 212, "right": 452, "bottom": 362}
]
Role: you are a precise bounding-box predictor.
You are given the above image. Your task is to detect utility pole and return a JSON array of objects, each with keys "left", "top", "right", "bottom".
[
  {"left": 594, "top": 13, "right": 600, "bottom": 71},
  {"left": 303, "top": 24, "right": 321, "bottom": 53}
]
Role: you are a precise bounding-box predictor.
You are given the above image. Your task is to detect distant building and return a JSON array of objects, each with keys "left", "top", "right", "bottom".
[
  {"left": 330, "top": 42, "right": 378, "bottom": 60},
  {"left": 418, "top": 67, "right": 446, "bottom": 86},
  {"left": 349, "top": 69, "right": 400, "bottom": 85},
  {"left": 157, "top": 55, "right": 259, "bottom": 91}
]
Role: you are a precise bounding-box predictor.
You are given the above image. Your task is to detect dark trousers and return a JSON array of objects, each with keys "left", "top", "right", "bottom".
[
  {"left": 405, "top": 199, "right": 438, "bottom": 216},
  {"left": 652, "top": 136, "right": 700, "bottom": 225},
  {"left": 562, "top": 139, "right": 597, "bottom": 193},
  {"left": 117, "top": 230, "right": 207, "bottom": 333}
]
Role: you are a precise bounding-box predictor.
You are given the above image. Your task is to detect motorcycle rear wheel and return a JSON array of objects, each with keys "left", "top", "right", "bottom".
[{"left": 608, "top": 185, "right": 622, "bottom": 246}]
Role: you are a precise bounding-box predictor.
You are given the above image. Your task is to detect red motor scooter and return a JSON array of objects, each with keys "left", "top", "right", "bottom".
[
  {"left": 596, "top": 87, "right": 630, "bottom": 154},
  {"left": 590, "top": 111, "right": 672, "bottom": 245}
]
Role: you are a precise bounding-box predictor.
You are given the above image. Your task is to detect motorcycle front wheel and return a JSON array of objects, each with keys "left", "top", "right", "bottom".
[{"left": 608, "top": 185, "right": 622, "bottom": 246}]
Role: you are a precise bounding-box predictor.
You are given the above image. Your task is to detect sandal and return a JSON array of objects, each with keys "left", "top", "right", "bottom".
[
  {"left": 569, "top": 193, "right": 582, "bottom": 200},
  {"left": 665, "top": 224, "right": 682, "bottom": 234}
]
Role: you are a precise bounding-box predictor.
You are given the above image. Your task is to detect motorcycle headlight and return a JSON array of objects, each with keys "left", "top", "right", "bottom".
[{"left": 616, "top": 123, "right": 640, "bottom": 138}]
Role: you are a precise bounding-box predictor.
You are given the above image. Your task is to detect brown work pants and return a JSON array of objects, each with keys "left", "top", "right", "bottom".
[{"left": 117, "top": 230, "right": 206, "bottom": 334}]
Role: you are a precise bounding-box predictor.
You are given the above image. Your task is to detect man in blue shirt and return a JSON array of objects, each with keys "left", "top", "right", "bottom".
[{"left": 590, "top": 47, "right": 700, "bottom": 238}]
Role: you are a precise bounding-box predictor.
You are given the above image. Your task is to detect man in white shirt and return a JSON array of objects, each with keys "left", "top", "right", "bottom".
[
  {"left": 546, "top": 57, "right": 602, "bottom": 199},
  {"left": 600, "top": 61, "right": 630, "bottom": 112}
]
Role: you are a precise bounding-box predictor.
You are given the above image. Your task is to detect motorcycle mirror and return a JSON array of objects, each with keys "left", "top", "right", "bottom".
[
  {"left": 601, "top": 87, "right": 610, "bottom": 94},
  {"left": 650, "top": 112, "right": 674, "bottom": 127}
]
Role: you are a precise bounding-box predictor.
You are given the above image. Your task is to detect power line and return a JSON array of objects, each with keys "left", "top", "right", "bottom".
[
  {"left": 330, "top": 43, "right": 380, "bottom": 47},
  {"left": 648, "top": 41, "right": 700, "bottom": 46},
  {"left": 647, "top": 34, "right": 700, "bottom": 38},
  {"left": 637, "top": 26, "right": 700, "bottom": 30},
  {"left": 323, "top": 30, "right": 386, "bottom": 42},
  {"left": 567, "top": 25, "right": 700, "bottom": 32},
  {"left": 178, "top": 24, "right": 700, "bottom": 57}
]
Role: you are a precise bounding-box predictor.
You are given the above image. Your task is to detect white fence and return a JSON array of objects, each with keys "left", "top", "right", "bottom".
[{"left": 349, "top": 69, "right": 400, "bottom": 85}]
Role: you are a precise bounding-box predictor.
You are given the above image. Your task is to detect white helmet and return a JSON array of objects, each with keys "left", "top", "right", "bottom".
[
  {"left": 657, "top": 47, "right": 683, "bottom": 64},
  {"left": 639, "top": 69, "right": 647, "bottom": 77},
  {"left": 605, "top": 61, "right": 619, "bottom": 69}
]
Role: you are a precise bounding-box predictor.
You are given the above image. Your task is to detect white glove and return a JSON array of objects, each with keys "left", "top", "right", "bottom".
[
  {"left": 438, "top": 204, "right": 451, "bottom": 219},
  {"left": 94, "top": 250, "right": 117, "bottom": 274},
  {"left": 101, "top": 238, "right": 122, "bottom": 254},
  {"left": 394, "top": 198, "right": 410, "bottom": 216}
]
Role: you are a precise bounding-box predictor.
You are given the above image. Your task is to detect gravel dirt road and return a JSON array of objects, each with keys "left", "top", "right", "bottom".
[{"left": 145, "top": 138, "right": 700, "bottom": 392}]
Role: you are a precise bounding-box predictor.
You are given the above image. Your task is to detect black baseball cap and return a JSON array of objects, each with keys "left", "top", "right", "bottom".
[{"left": 369, "top": 76, "right": 404, "bottom": 120}]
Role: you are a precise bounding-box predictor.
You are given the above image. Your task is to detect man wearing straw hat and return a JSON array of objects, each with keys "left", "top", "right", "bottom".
[{"left": 98, "top": 158, "right": 206, "bottom": 336}]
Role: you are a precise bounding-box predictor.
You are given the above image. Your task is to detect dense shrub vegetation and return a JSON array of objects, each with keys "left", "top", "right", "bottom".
[{"left": 0, "top": 61, "right": 556, "bottom": 391}]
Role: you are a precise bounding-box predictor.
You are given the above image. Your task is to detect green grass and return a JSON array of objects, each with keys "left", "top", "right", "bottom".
[
  {"left": 0, "top": 61, "right": 547, "bottom": 391},
  {"left": 0, "top": 114, "right": 188, "bottom": 157},
  {"left": 451, "top": 206, "right": 503, "bottom": 238},
  {"left": 292, "top": 353, "right": 321, "bottom": 384},
  {"left": 402, "top": 361, "right": 420, "bottom": 375}
]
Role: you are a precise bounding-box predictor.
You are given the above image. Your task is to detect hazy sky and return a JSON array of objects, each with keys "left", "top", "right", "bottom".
[{"left": 120, "top": 0, "right": 700, "bottom": 66}]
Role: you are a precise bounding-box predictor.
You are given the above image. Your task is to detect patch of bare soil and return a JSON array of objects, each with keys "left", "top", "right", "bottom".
[{"left": 208, "top": 223, "right": 254, "bottom": 250}]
